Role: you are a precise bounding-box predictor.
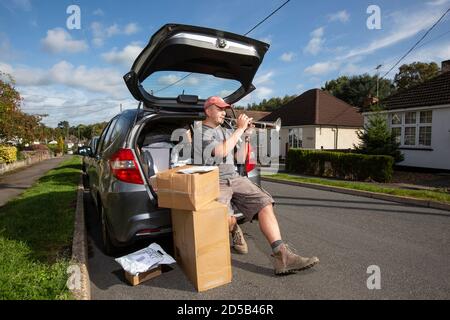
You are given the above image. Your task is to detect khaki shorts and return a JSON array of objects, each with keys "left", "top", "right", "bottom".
[{"left": 218, "top": 176, "right": 275, "bottom": 222}]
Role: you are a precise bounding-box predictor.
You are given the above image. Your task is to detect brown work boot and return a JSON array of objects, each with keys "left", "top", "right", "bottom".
[
  {"left": 231, "top": 224, "right": 248, "bottom": 254},
  {"left": 271, "top": 243, "right": 319, "bottom": 275}
]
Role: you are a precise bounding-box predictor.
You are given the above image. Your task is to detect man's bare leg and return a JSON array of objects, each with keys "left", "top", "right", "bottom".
[{"left": 257, "top": 204, "right": 282, "bottom": 244}]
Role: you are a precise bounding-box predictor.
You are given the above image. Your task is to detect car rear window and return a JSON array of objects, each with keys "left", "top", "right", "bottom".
[{"left": 141, "top": 71, "right": 241, "bottom": 100}]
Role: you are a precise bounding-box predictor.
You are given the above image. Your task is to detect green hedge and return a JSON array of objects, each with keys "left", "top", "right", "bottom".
[
  {"left": 0, "top": 145, "right": 17, "bottom": 164},
  {"left": 286, "top": 149, "right": 394, "bottom": 182}
]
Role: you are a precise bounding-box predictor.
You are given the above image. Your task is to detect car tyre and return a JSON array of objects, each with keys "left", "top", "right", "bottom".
[{"left": 100, "top": 205, "right": 118, "bottom": 256}]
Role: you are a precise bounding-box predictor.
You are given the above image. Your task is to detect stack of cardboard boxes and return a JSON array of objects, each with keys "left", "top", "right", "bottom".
[{"left": 155, "top": 165, "right": 232, "bottom": 292}]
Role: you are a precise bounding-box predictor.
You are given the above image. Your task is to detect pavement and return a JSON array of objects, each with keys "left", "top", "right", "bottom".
[
  {"left": 86, "top": 180, "right": 450, "bottom": 300},
  {"left": 0, "top": 156, "right": 69, "bottom": 207}
]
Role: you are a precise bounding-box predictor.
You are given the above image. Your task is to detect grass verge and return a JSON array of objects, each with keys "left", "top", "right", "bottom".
[
  {"left": 264, "top": 173, "right": 450, "bottom": 205},
  {"left": 0, "top": 156, "right": 81, "bottom": 300}
]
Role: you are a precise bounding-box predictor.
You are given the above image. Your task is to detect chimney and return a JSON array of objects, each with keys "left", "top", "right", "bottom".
[{"left": 442, "top": 60, "right": 450, "bottom": 74}]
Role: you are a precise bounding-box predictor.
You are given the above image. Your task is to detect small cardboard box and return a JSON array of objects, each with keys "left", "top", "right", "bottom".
[
  {"left": 156, "top": 165, "right": 219, "bottom": 211},
  {"left": 124, "top": 266, "right": 162, "bottom": 286},
  {"left": 171, "top": 201, "right": 232, "bottom": 292}
]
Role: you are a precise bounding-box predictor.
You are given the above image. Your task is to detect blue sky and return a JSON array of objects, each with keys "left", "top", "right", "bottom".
[{"left": 0, "top": 0, "right": 449, "bottom": 127}]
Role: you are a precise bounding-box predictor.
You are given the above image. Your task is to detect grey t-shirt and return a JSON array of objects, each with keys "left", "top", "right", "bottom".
[{"left": 194, "top": 123, "right": 239, "bottom": 181}]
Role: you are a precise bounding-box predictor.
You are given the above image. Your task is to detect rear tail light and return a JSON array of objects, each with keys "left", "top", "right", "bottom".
[
  {"left": 245, "top": 142, "right": 256, "bottom": 173},
  {"left": 109, "top": 148, "right": 144, "bottom": 185}
]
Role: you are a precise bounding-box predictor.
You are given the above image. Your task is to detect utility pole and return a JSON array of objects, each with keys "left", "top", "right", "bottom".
[
  {"left": 375, "top": 64, "right": 383, "bottom": 107},
  {"left": 120, "top": 103, "right": 122, "bottom": 113}
]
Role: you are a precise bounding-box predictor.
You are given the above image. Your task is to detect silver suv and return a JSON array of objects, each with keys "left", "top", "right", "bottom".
[{"left": 86, "top": 24, "right": 269, "bottom": 255}]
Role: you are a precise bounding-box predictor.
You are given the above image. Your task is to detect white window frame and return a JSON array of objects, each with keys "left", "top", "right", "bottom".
[
  {"left": 288, "top": 128, "right": 303, "bottom": 148},
  {"left": 389, "top": 110, "right": 432, "bottom": 148}
]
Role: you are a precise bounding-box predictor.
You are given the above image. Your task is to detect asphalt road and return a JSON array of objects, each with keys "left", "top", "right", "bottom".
[{"left": 86, "top": 180, "right": 450, "bottom": 300}]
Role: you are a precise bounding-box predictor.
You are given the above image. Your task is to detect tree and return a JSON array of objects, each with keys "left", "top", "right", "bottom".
[
  {"left": 241, "top": 94, "right": 298, "bottom": 111},
  {"left": 394, "top": 62, "right": 440, "bottom": 91},
  {"left": 354, "top": 106, "right": 404, "bottom": 163},
  {"left": 322, "top": 74, "right": 396, "bottom": 108},
  {"left": 0, "top": 72, "right": 42, "bottom": 144}
]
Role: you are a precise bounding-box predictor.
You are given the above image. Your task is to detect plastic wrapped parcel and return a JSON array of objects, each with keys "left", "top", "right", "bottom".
[{"left": 115, "top": 243, "right": 176, "bottom": 275}]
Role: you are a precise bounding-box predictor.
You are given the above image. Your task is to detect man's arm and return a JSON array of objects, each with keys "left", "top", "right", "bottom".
[{"left": 213, "top": 114, "right": 252, "bottom": 158}]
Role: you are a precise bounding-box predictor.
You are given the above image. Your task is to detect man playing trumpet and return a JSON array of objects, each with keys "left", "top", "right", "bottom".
[{"left": 195, "top": 96, "right": 319, "bottom": 275}]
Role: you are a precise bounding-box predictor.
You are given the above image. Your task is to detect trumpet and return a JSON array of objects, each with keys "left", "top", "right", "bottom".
[{"left": 223, "top": 117, "right": 281, "bottom": 132}]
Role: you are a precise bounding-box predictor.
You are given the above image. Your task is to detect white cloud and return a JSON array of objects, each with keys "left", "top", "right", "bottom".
[
  {"left": 41, "top": 28, "right": 88, "bottom": 54},
  {"left": 93, "top": 8, "right": 104, "bottom": 16},
  {"left": 304, "top": 27, "right": 325, "bottom": 55},
  {"left": 304, "top": 61, "right": 340, "bottom": 75},
  {"left": 340, "top": 9, "right": 445, "bottom": 60},
  {"left": 339, "top": 63, "right": 370, "bottom": 76},
  {"left": 90, "top": 22, "right": 140, "bottom": 47},
  {"left": 328, "top": 10, "right": 350, "bottom": 23},
  {"left": 2, "top": 60, "right": 125, "bottom": 97},
  {"left": 156, "top": 74, "right": 199, "bottom": 87},
  {"left": 254, "top": 71, "right": 274, "bottom": 86},
  {"left": 426, "top": 0, "right": 449, "bottom": 5},
  {"left": 102, "top": 44, "right": 143, "bottom": 66},
  {"left": 157, "top": 74, "right": 181, "bottom": 86},
  {"left": 280, "top": 52, "right": 294, "bottom": 62},
  {"left": 218, "top": 89, "right": 233, "bottom": 97},
  {"left": 124, "top": 23, "right": 140, "bottom": 35},
  {"left": 20, "top": 86, "right": 138, "bottom": 127}
]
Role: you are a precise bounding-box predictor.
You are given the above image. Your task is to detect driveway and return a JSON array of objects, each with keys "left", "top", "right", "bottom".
[
  {"left": 0, "top": 156, "right": 69, "bottom": 207},
  {"left": 86, "top": 180, "right": 450, "bottom": 299}
]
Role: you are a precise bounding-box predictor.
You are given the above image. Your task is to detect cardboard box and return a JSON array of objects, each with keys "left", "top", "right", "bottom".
[
  {"left": 171, "top": 201, "right": 232, "bottom": 292},
  {"left": 124, "top": 266, "right": 162, "bottom": 286},
  {"left": 156, "top": 165, "right": 219, "bottom": 211}
]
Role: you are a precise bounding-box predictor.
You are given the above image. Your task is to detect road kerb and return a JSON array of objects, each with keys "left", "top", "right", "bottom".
[
  {"left": 69, "top": 175, "right": 91, "bottom": 300},
  {"left": 261, "top": 176, "right": 450, "bottom": 212}
]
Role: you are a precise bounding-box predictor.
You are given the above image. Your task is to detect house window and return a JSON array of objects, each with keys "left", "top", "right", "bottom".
[
  {"left": 404, "top": 127, "right": 416, "bottom": 145},
  {"left": 419, "top": 126, "right": 432, "bottom": 146},
  {"left": 389, "top": 110, "right": 432, "bottom": 148},
  {"left": 420, "top": 111, "right": 432, "bottom": 124},
  {"left": 405, "top": 112, "right": 416, "bottom": 124},
  {"left": 391, "top": 113, "right": 402, "bottom": 125},
  {"left": 288, "top": 128, "right": 303, "bottom": 148},
  {"left": 391, "top": 127, "right": 401, "bottom": 143}
]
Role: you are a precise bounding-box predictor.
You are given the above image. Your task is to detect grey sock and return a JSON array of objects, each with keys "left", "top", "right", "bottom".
[{"left": 271, "top": 240, "right": 283, "bottom": 253}]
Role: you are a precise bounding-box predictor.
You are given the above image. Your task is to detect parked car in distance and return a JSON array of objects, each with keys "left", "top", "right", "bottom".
[
  {"left": 85, "top": 23, "right": 269, "bottom": 255},
  {"left": 81, "top": 136, "right": 99, "bottom": 174}
]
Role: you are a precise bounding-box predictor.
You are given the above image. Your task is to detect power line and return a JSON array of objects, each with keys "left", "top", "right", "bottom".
[
  {"left": 379, "top": 7, "right": 450, "bottom": 80},
  {"left": 245, "top": 0, "right": 290, "bottom": 36},
  {"left": 154, "top": 0, "right": 291, "bottom": 94},
  {"left": 377, "top": 28, "right": 450, "bottom": 73}
]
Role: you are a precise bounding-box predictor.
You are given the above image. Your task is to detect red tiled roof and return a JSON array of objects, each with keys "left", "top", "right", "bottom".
[
  {"left": 381, "top": 71, "right": 450, "bottom": 110},
  {"left": 260, "top": 89, "right": 363, "bottom": 127}
]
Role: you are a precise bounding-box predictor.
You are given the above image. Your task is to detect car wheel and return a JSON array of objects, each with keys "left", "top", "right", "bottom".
[{"left": 100, "top": 205, "right": 118, "bottom": 256}]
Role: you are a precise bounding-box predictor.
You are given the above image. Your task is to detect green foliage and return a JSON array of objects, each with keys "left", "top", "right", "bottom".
[
  {"left": 287, "top": 149, "right": 394, "bottom": 182},
  {"left": 238, "top": 94, "right": 298, "bottom": 111},
  {"left": 57, "top": 136, "right": 65, "bottom": 154},
  {"left": 0, "top": 156, "right": 81, "bottom": 299},
  {"left": 355, "top": 107, "right": 404, "bottom": 162},
  {"left": 322, "top": 74, "right": 396, "bottom": 108},
  {"left": 0, "top": 145, "right": 17, "bottom": 163},
  {"left": 394, "top": 62, "right": 440, "bottom": 91}
]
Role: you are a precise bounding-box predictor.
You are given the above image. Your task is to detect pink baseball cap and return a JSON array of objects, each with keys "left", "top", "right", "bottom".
[{"left": 204, "top": 96, "right": 231, "bottom": 110}]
